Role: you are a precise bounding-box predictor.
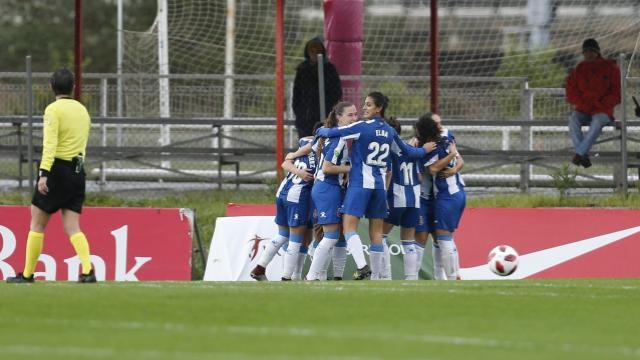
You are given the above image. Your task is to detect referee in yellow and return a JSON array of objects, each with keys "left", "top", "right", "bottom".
[{"left": 7, "top": 69, "right": 96, "bottom": 283}]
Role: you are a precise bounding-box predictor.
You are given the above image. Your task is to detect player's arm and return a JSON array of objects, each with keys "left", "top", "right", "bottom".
[
  {"left": 456, "top": 153, "right": 465, "bottom": 170},
  {"left": 315, "top": 121, "right": 362, "bottom": 138},
  {"left": 428, "top": 142, "right": 458, "bottom": 175},
  {"left": 281, "top": 158, "right": 314, "bottom": 182},
  {"left": 438, "top": 153, "right": 464, "bottom": 178},
  {"left": 391, "top": 133, "right": 435, "bottom": 159},
  {"left": 284, "top": 142, "right": 313, "bottom": 161},
  {"left": 322, "top": 160, "right": 350, "bottom": 175},
  {"left": 322, "top": 137, "right": 350, "bottom": 174}
]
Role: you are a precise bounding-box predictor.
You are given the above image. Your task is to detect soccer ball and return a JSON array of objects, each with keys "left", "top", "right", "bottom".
[{"left": 488, "top": 245, "right": 519, "bottom": 276}]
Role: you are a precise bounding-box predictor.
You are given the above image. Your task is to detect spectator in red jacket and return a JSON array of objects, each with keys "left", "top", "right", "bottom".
[{"left": 565, "top": 38, "right": 621, "bottom": 168}]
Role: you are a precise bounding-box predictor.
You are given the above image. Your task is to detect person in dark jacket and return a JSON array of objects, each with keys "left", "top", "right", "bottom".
[
  {"left": 292, "top": 37, "right": 343, "bottom": 138},
  {"left": 565, "top": 38, "right": 620, "bottom": 168}
]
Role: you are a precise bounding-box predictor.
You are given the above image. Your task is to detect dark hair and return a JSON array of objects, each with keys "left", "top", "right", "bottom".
[
  {"left": 312, "top": 121, "right": 324, "bottom": 134},
  {"left": 366, "top": 91, "right": 390, "bottom": 118},
  {"left": 50, "top": 68, "right": 74, "bottom": 96},
  {"left": 386, "top": 116, "right": 401, "bottom": 134},
  {"left": 582, "top": 38, "right": 601, "bottom": 55},
  {"left": 414, "top": 112, "right": 442, "bottom": 145},
  {"left": 325, "top": 101, "right": 354, "bottom": 128},
  {"left": 317, "top": 101, "right": 354, "bottom": 158}
]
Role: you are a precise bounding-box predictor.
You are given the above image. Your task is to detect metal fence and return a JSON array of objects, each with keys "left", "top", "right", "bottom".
[{"left": 1, "top": 71, "right": 639, "bottom": 196}]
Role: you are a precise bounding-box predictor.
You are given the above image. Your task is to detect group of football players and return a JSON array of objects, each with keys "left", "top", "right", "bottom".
[{"left": 250, "top": 91, "right": 465, "bottom": 281}]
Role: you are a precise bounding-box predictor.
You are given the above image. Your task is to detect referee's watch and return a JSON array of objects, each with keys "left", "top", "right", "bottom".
[{"left": 38, "top": 169, "right": 49, "bottom": 178}]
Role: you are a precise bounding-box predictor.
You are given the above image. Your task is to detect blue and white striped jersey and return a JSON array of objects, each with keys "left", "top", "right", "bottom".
[
  {"left": 420, "top": 129, "right": 454, "bottom": 200},
  {"left": 422, "top": 129, "right": 465, "bottom": 196},
  {"left": 316, "top": 117, "right": 427, "bottom": 190},
  {"left": 419, "top": 171, "right": 435, "bottom": 201},
  {"left": 275, "top": 137, "right": 317, "bottom": 203},
  {"left": 314, "top": 136, "right": 350, "bottom": 186},
  {"left": 388, "top": 149, "right": 421, "bottom": 208}
]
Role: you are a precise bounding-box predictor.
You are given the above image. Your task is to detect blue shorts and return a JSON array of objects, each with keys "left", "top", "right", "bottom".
[
  {"left": 434, "top": 191, "right": 466, "bottom": 232},
  {"left": 385, "top": 207, "right": 419, "bottom": 228},
  {"left": 415, "top": 197, "right": 436, "bottom": 233},
  {"left": 342, "top": 187, "right": 388, "bottom": 219},
  {"left": 275, "top": 195, "right": 311, "bottom": 228},
  {"left": 312, "top": 181, "right": 344, "bottom": 225}
]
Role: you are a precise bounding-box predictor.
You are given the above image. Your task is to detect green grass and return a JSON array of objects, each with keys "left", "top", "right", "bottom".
[{"left": 0, "top": 280, "right": 638, "bottom": 359}]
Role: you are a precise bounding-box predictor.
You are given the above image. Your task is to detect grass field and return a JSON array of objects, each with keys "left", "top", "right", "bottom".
[{"left": 0, "top": 279, "right": 638, "bottom": 360}]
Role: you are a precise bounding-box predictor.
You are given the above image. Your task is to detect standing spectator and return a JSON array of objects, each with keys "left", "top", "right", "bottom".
[
  {"left": 292, "top": 37, "right": 342, "bottom": 138},
  {"left": 565, "top": 38, "right": 621, "bottom": 168},
  {"left": 7, "top": 69, "right": 96, "bottom": 283}
]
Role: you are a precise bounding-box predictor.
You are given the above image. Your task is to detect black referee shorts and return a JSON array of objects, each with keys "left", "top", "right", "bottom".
[{"left": 32, "top": 158, "right": 86, "bottom": 214}]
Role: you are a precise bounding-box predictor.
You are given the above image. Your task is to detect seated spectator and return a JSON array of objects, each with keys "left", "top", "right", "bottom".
[{"left": 565, "top": 38, "right": 620, "bottom": 168}]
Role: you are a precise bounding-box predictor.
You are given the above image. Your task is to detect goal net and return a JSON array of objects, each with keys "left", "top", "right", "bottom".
[
  {"left": 122, "top": 0, "right": 640, "bottom": 118},
  {"left": 118, "top": 0, "right": 640, "bottom": 187}
]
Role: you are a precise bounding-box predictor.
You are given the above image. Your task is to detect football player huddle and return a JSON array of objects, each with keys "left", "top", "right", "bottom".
[{"left": 251, "top": 91, "right": 466, "bottom": 281}]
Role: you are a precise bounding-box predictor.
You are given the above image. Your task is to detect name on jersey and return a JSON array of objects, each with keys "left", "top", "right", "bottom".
[
  {"left": 376, "top": 129, "right": 389, "bottom": 138},
  {"left": 308, "top": 152, "right": 317, "bottom": 169}
]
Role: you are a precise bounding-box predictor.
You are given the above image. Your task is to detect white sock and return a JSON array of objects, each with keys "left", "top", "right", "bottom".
[
  {"left": 319, "top": 247, "right": 332, "bottom": 280},
  {"left": 258, "top": 234, "right": 288, "bottom": 267},
  {"left": 345, "top": 231, "right": 367, "bottom": 269},
  {"left": 292, "top": 245, "right": 308, "bottom": 281},
  {"left": 452, "top": 245, "right": 460, "bottom": 280},
  {"left": 308, "top": 239, "right": 320, "bottom": 260},
  {"left": 282, "top": 233, "right": 303, "bottom": 279},
  {"left": 332, "top": 240, "right": 348, "bottom": 278},
  {"left": 414, "top": 241, "right": 425, "bottom": 279},
  {"left": 381, "top": 236, "right": 392, "bottom": 279},
  {"left": 437, "top": 235, "right": 459, "bottom": 280},
  {"left": 432, "top": 241, "right": 446, "bottom": 280},
  {"left": 306, "top": 232, "right": 338, "bottom": 280},
  {"left": 369, "top": 243, "right": 384, "bottom": 280},
  {"left": 402, "top": 240, "right": 418, "bottom": 280}
]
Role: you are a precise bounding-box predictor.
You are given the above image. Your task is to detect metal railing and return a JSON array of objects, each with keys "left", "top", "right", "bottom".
[{"left": 1, "top": 69, "right": 640, "bottom": 195}]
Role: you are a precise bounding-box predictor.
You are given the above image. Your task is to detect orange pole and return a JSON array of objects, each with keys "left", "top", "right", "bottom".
[{"left": 274, "top": 0, "right": 285, "bottom": 180}]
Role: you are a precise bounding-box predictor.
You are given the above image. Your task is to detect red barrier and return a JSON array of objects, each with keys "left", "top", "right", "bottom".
[
  {"left": 456, "top": 208, "right": 640, "bottom": 278},
  {"left": 0, "top": 206, "right": 192, "bottom": 281},
  {"left": 221, "top": 205, "right": 640, "bottom": 278},
  {"left": 226, "top": 203, "right": 276, "bottom": 217}
]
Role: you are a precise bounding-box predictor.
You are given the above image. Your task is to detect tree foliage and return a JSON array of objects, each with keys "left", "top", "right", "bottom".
[
  {"left": 495, "top": 47, "right": 569, "bottom": 119},
  {"left": 0, "top": 0, "right": 156, "bottom": 72}
]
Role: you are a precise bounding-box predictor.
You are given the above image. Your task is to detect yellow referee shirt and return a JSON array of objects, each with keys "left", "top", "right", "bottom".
[{"left": 40, "top": 98, "right": 91, "bottom": 172}]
